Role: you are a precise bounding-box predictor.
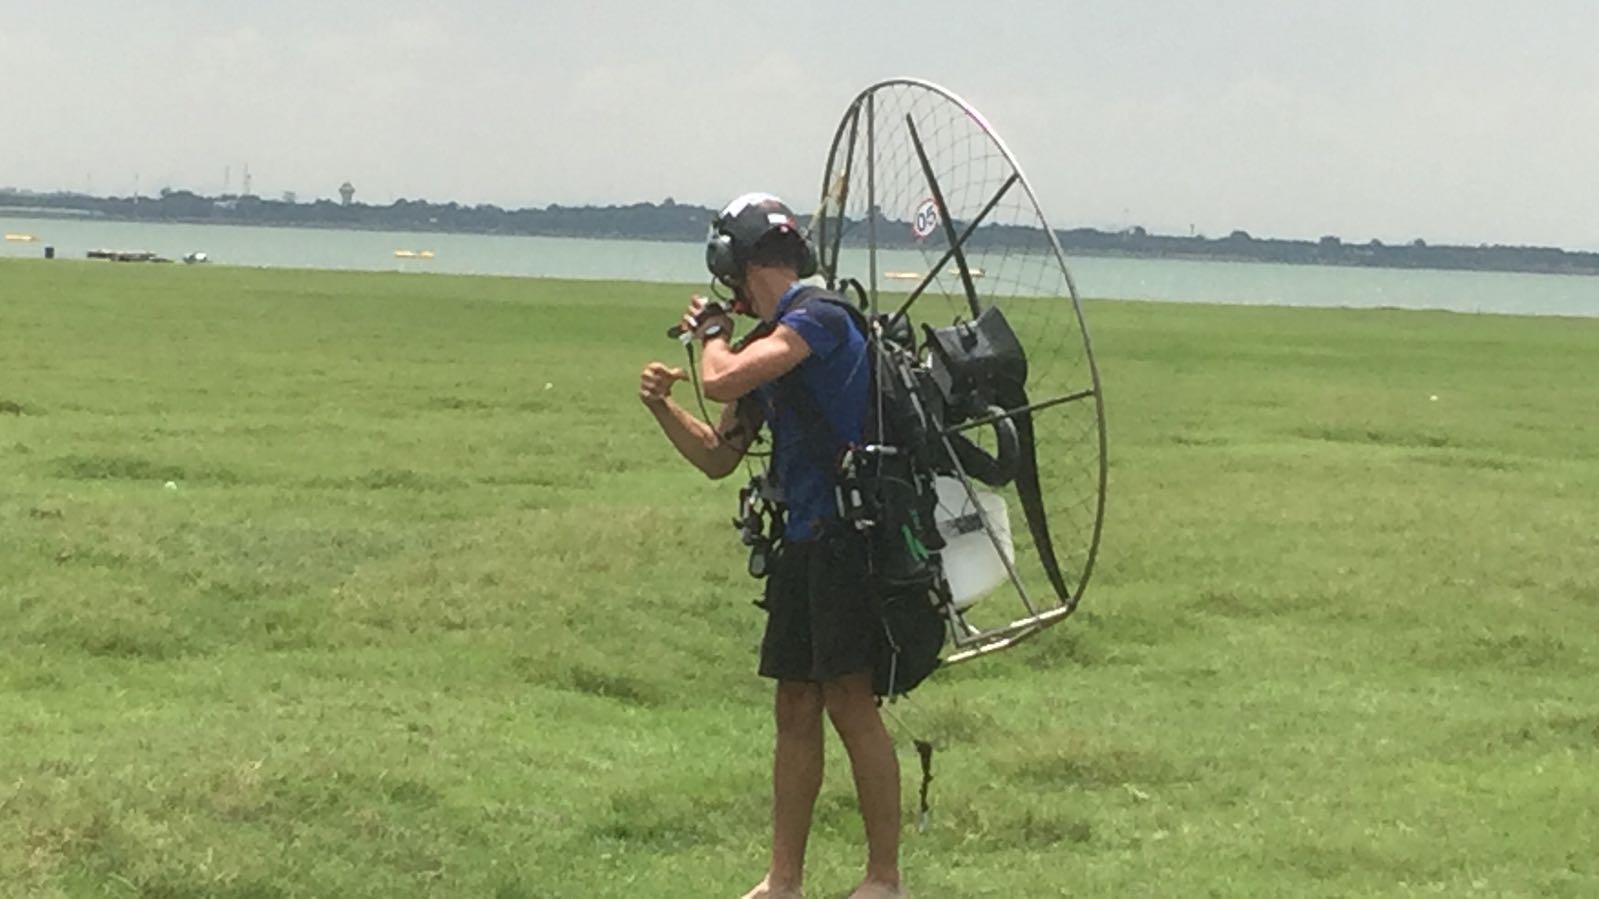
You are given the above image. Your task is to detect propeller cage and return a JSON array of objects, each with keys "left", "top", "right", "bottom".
[{"left": 808, "top": 78, "right": 1109, "bottom": 666}]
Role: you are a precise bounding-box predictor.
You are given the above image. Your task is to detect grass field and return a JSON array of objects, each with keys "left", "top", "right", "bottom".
[{"left": 2, "top": 258, "right": 1597, "bottom": 898}]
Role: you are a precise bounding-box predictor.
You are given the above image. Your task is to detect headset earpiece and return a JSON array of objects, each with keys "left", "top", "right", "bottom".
[
  {"left": 797, "top": 236, "right": 819, "bottom": 279},
  {"left": 705, "top": 228, "right": 739, "bottom": 287}
]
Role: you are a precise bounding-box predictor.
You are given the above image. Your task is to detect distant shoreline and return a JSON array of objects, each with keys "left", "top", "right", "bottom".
[{"left": 6, "top": 192, "right": 1599, "bottom": 278}]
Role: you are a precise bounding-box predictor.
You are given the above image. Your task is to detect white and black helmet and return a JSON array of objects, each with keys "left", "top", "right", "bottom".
[{"left": 705, "top": 192, "right": 818, "bottom": 287}]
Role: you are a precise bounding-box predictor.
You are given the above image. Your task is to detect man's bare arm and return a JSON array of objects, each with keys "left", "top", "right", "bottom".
[
  {"left": 639, "top": 361, "right": 755, "bottom": 479},
  {"left": 699, "top": 325, "right": 811, "bottom": 404}
]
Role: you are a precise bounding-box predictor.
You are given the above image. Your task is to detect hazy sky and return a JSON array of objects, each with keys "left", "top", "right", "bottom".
[{"left": 5, "top": 1, "right": 1598, "bottom": 249}]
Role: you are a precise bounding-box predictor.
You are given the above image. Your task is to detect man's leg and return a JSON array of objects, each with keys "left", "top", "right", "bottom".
[
  {"left": 746, "top": 679, "right": 825, "bottom": 898},
  {"left": 822, "top": 671, "right": 902, "bottom": 895}
]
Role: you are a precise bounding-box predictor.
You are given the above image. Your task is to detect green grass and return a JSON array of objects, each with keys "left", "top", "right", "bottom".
[{"left": 2, "top": 258, "right": 1598, "bottom": 897}]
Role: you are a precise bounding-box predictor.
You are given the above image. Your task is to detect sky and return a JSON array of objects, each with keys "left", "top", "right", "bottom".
[{"left": 3, "top": 1, "right": 1598, "bottom": 250}]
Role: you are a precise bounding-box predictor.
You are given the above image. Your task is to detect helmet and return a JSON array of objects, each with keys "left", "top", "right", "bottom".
[{"left": 705, "top": 192, "right": 818, "bottom": 288}]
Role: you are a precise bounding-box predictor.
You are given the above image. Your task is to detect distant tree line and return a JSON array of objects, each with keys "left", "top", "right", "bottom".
[
  {"left": 0, "top": 189, "right": 715, "bottom": 242},
  {"left": 4, "top": 188, "right": 1598, "bottom": 276},
  {"left": 1043, "top": 226, "right": 1599, "bottom": 276}
]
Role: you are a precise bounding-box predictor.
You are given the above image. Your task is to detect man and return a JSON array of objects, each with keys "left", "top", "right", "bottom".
[{"left": 638, "top": 193, "right": 905, "bottom": 899}]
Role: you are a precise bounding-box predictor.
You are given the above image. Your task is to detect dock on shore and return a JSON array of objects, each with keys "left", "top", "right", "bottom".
[{"left": 87, "top": 249, "right": 172, "bottom": 263}]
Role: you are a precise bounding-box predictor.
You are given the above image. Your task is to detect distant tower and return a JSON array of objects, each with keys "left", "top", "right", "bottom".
[
  {"left": 242, "top": 164, "right": 252, "bottom": 197},
  {"left": 339, "top": 181, "right": 355, "bottom": 206}
]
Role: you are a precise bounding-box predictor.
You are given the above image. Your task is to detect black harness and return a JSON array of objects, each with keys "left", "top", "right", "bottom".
[{"left": 726, "top": 287, "right": 859, "bottom": 578}]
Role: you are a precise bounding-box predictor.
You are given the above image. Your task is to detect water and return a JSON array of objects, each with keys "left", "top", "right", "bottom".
[{"left": 5, "top": 214, "right": 1598, "bottom": 318}]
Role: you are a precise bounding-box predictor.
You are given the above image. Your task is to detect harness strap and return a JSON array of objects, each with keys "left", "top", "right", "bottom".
[
  {"left": 768, "top": 287, "right": 871, "bottom": 474},
  {"left": 914, "top": 738, "right": 936, "bottom": 833},
  {"left": 879, "top": 697, "right": 937, "bottom": 834}
]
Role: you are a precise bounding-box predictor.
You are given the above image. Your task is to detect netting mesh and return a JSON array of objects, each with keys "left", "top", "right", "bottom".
[{"left": 814, "top": 80, "right": 1106, "bottom": 628}]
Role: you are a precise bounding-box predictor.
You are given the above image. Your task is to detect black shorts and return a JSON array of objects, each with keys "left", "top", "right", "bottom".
[{"left": 758, "top": 533, "right": 881, "bottom": 683}]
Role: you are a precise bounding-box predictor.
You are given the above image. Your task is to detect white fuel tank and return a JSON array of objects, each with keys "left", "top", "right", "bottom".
[{"left": 933, "top": 476, "right": 1015, "bottom": 610}]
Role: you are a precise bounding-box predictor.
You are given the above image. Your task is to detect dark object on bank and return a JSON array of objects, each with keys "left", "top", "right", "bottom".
[
  {"left": 44, "top": 246, "right": 55, "bottom": 259},
  {"left": 87, "top": 249, "right": 172, "bottom": 263}
]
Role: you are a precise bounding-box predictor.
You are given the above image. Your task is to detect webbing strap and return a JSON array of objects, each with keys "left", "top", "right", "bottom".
[
  {"left": 769, "top": 287, "right": 870, "bottom": 474},
  {"left": 915, "top": 739, "right": 935, "bottom": 833}
]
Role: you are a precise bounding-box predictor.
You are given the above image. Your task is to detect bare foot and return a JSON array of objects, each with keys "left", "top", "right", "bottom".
[
  {"left": 741, "top": 877, "right": 804, "bottom": 899},
  {"left": 847, "top": 880, "right": 904, "bottom": 899}
]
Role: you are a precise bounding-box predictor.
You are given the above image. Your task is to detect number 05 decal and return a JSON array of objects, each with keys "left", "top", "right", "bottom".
[{"left": 912, "top": 198, "right": 940, "bottom": 240}]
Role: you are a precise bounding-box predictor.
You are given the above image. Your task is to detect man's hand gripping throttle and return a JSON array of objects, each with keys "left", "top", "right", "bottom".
[
  {"left": 641, "top": 295, "right": 733, "bottom": 408},
  {"left": 666, "top": 295, "right": 734, "bottom": 343}
]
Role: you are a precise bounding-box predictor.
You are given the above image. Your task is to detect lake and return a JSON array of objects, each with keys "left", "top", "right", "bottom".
[{"left": 4, "top": 214, "right": 1597, "bottom": 318}]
